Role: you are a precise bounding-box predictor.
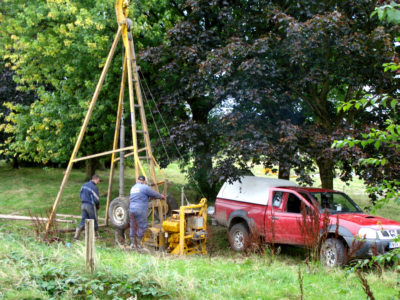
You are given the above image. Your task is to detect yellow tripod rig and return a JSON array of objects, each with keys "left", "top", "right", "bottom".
[{"left": 45, "top": 1, "right": 208, "bottom": 255}]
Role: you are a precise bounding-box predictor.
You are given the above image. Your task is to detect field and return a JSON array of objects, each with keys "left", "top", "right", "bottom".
[{"left": 0, "top": 164, "right": 399, "bottom": 299}]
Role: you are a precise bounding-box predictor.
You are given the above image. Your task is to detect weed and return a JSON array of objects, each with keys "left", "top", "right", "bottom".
[
  {"left": 298, "top": 266, "right": 304, "bottom": 300},
  {"left": 206, "top": 221, "right": 214, "bottom": 258},
  {"left": 246, "top": 225, "right": 266, "bottom": 255},
  {"left": 298, "top": 202, "right": 330, "bottom": 262},
  {"left": 265, "top": 207, "right": 278, "bottom": 261},
  {"left": 29, "top": 209, "right": 61, "bottom": 244},
  {"left": 32, "top": 267, "right": 167, "bottom": 299},
  {"left": 347, "top": 236, "right": 365, "bottom": 260},
  {"left": 356, "top": 269, "right": 375, "bottom": 300},
  {"left": 1, "top": 241, "right": 167, "bottom": 299}
]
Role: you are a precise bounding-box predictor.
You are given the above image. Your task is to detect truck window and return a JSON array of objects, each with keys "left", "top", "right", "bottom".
[
  {"left": 286, "top": 193, "right": 302, "bottom": 213},
  {"left": 272, "top": 191, "right": 284, "bottom": 207}
]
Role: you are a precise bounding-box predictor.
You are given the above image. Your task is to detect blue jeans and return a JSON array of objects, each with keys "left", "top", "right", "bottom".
[{"left": 78, "top": 203, "right": 98, "bottom": 230}]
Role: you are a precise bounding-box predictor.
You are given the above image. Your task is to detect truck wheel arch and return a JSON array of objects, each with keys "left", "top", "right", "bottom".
[
  {"left": 227, "top": 210, "right": 254, "bottom": 231},
  {"left": 320, "top": 225, "right": 353, "bottom": 248},
  {"left": 319, "top": 225, "right": 354, "bottom": 251}
]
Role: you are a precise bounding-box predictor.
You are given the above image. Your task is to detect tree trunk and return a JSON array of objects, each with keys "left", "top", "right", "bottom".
[
  {"left": 85, "top": 158, "right": 99, "bottom": 181},
  {"left": 278, "top": 163, "right": 290, "bottom": 180},
  {"left": 188, "top": 99, "right": 216, "bottom": 201},
  {"left": 316, "top": 158, "right": 334, "bottom": 189},
  {"left": 12, "top": 157, "right": 19, "bottom": 169},
  {"left": 193, "top": 150, "right": 216, "bottom": 200}
]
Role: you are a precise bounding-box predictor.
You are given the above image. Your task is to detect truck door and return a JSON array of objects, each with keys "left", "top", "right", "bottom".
[{"left": 269, "top": 191, "right": 310, "bottom": 245}]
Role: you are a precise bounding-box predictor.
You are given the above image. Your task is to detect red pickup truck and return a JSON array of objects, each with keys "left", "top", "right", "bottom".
[{"left": 211, "top": 176, "right": 400, "bottom": 266}]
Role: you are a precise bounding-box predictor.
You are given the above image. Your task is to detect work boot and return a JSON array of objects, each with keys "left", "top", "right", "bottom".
[
  {"left": 129, "top": 237, "right": 140, "bottom": 250},
  {"left": 115, "top": 228, "right": 125, "bottom": 247},
  {"left": 73, "top": 227, "right": 83, "bottom": 240},
  {"left": 95, "top": 230, "right": 101, "bottom": 239}
]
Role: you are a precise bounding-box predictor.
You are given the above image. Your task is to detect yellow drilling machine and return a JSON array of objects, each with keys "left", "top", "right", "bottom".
[{"left": 45, "top": 0, "right": 208, "bottom": 255}]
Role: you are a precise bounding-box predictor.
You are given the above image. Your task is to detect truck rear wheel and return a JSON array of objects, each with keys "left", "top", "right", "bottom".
[
  {"left": 320, "top": 238, "right": 347, "bottom": 267},
  {"left": 229, "top": 223, "right": 249, "bottom": 252}
]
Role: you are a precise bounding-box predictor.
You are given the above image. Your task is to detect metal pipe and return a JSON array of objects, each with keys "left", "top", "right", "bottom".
[
  {"left": 119, "top": 105, "right": 125, "bottom": 197},
  {"left": 181, "top": 186, "right": 184, "bottom": 207}
]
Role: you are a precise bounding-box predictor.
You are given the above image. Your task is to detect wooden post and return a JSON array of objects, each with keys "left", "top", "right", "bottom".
[{"left": 85, "top": 219, "right": 95, "bottom": 273}]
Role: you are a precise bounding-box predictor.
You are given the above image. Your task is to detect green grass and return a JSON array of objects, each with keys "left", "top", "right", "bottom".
[
  {"left": 0, "top": 163, "right": 397, "bottom": 221},
  {"left": 0, "top": 227, "right": 398, "bottom": 299},
  {"left": 0, "top": 163, "right": 195, "bottom": 225},
  {"left": 0, "top": 164, "right": 399, "bottom": 299}
]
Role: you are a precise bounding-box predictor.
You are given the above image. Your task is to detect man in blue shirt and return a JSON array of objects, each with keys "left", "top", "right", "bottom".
[
  {"left": 74, "top": 174, "right": 101, "bottom": 240},
  {"left": 129, "top": 175, "right": 164, "bottom": 248}
]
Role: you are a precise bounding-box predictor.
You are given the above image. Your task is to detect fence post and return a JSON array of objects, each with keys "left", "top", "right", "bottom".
[{"left": 85, "top": 219, "right": 95, "bottom": 273}]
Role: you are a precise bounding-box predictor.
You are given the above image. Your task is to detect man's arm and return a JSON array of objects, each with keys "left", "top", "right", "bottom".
[
  {"left": 91, "top": 185, "right": 100, "bottom": 209},
  {"left": 142, "top": 186, "right": 163, "bottom": 199}
]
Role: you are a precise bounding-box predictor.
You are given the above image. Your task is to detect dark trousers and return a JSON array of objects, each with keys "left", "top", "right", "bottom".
[
  {"left": 129, "top": 209, "right": 147, "bottom": 245},
  {"left": 78, "top": 203, "right": 98, "bottom": 230}
]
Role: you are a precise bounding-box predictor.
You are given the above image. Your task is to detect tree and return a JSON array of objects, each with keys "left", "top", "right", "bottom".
[
  {"left": 334, "top": 2, "right": 400, "bottom": 209},
  {"left": 141, "top": 0, "right": 270, "bottom": 199},
  {"left": 0, "top": 0, "right": 178, "bottom": 178},
  {"left": 0, "top": 62, "right": 37, "bottom": 167},
  {"left": 200, "top": 0, "right": 398, "bottom": 189}
]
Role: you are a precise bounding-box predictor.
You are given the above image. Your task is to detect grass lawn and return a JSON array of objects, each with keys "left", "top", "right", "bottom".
[
  {"left": 0, "top": 163, "right": 398, "bottom": 221},
  {"left": 0, "top": 163, "right": 399, "bottom": 299},
  {"left": 0, "top": 228, "right": 398, "bottom": 300}
]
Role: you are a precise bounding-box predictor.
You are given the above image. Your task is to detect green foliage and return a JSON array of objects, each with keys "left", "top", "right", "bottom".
[
  {"left": 347, "top": 247, "right": 400, "bottom": 277},
  {"left": 333, "top": 2, "right": 400, "bottom": 209},
  {"left": 0, "top": 0, "right": 176, "bottom": 165},
  {"left": 371, "top": 1, "right": 400, "bottom": 24},
  {"left": 0, "top": 0, "right": 115, "bottom": 163},
  {"left": 334, "top": 93, "right": 399, "bottom": 209},
  {"left": 0, "top": 235, "right": 166, "bottom": 299},
  {"left": 32, "top": 267, "right": 165, "bottom": 299}
]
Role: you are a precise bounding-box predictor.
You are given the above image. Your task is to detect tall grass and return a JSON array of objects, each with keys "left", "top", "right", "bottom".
[{"left": 0, "top": 226, "right": 398, "bottom": 299}]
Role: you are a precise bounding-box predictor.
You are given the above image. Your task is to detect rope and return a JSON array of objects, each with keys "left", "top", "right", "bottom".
[
  {"left": 138, "top": 70, "right": 206, "bottom": 198},
  {"left": 138, "top": 78, "right": 172, "bottom": 163}
]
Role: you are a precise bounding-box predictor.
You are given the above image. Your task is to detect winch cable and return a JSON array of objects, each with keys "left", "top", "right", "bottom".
[
  {"left": 138, "top": 70, "right": 206, "bottom": 199},
  {"left": 139, "top": 75, "right": 204, "bottom": 199},
  {"left": 138, "top": 79, "right": 172, "bottom": 164}
]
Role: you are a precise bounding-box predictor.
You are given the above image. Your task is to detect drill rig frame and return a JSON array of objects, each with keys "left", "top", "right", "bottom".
[{"left": 44, "top": 0, "right": 208, "bottom": 255}]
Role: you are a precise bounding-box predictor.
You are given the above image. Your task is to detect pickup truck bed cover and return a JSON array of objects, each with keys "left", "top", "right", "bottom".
[{"left": 216, "top": 176, "right": 298, "bottom": 205}]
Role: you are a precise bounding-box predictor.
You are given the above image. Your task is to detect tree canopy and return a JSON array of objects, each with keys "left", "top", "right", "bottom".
[
  {"left": 143, "top": 0, "right": 398, "bottom": 194},
  {"left": 334, "top": 2, "right": 400, "bottom": 209},
  {"left": 0, "top": 0, "right": 179, "bottom": 176},
  {"left": 0, "top": 0, "right": 398, "bottom": 201}
]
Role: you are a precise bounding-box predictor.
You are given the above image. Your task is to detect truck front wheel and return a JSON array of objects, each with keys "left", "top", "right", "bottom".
[
  {"left": 229, "top": 223, "right": 249, "bottom": 252},
  {"left": 320, "top": 238, "right": 347, "bottom": 267}
]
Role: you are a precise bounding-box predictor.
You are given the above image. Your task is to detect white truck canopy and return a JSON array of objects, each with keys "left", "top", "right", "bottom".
[{"left": 216, "top": 176, "right": 298, "bottom": 205}]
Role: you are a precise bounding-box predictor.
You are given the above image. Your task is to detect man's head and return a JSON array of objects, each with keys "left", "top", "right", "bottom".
[
  {"left": 137, "top": 175, "right": 146, "bottom": 184},
  {"left": 92, "top": 174, "right": 100, "bottom": 185}
]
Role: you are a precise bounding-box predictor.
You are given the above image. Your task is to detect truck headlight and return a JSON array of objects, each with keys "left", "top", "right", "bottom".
[{"left": 357, "top": 228, "right": 378, "bottom": 239}]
